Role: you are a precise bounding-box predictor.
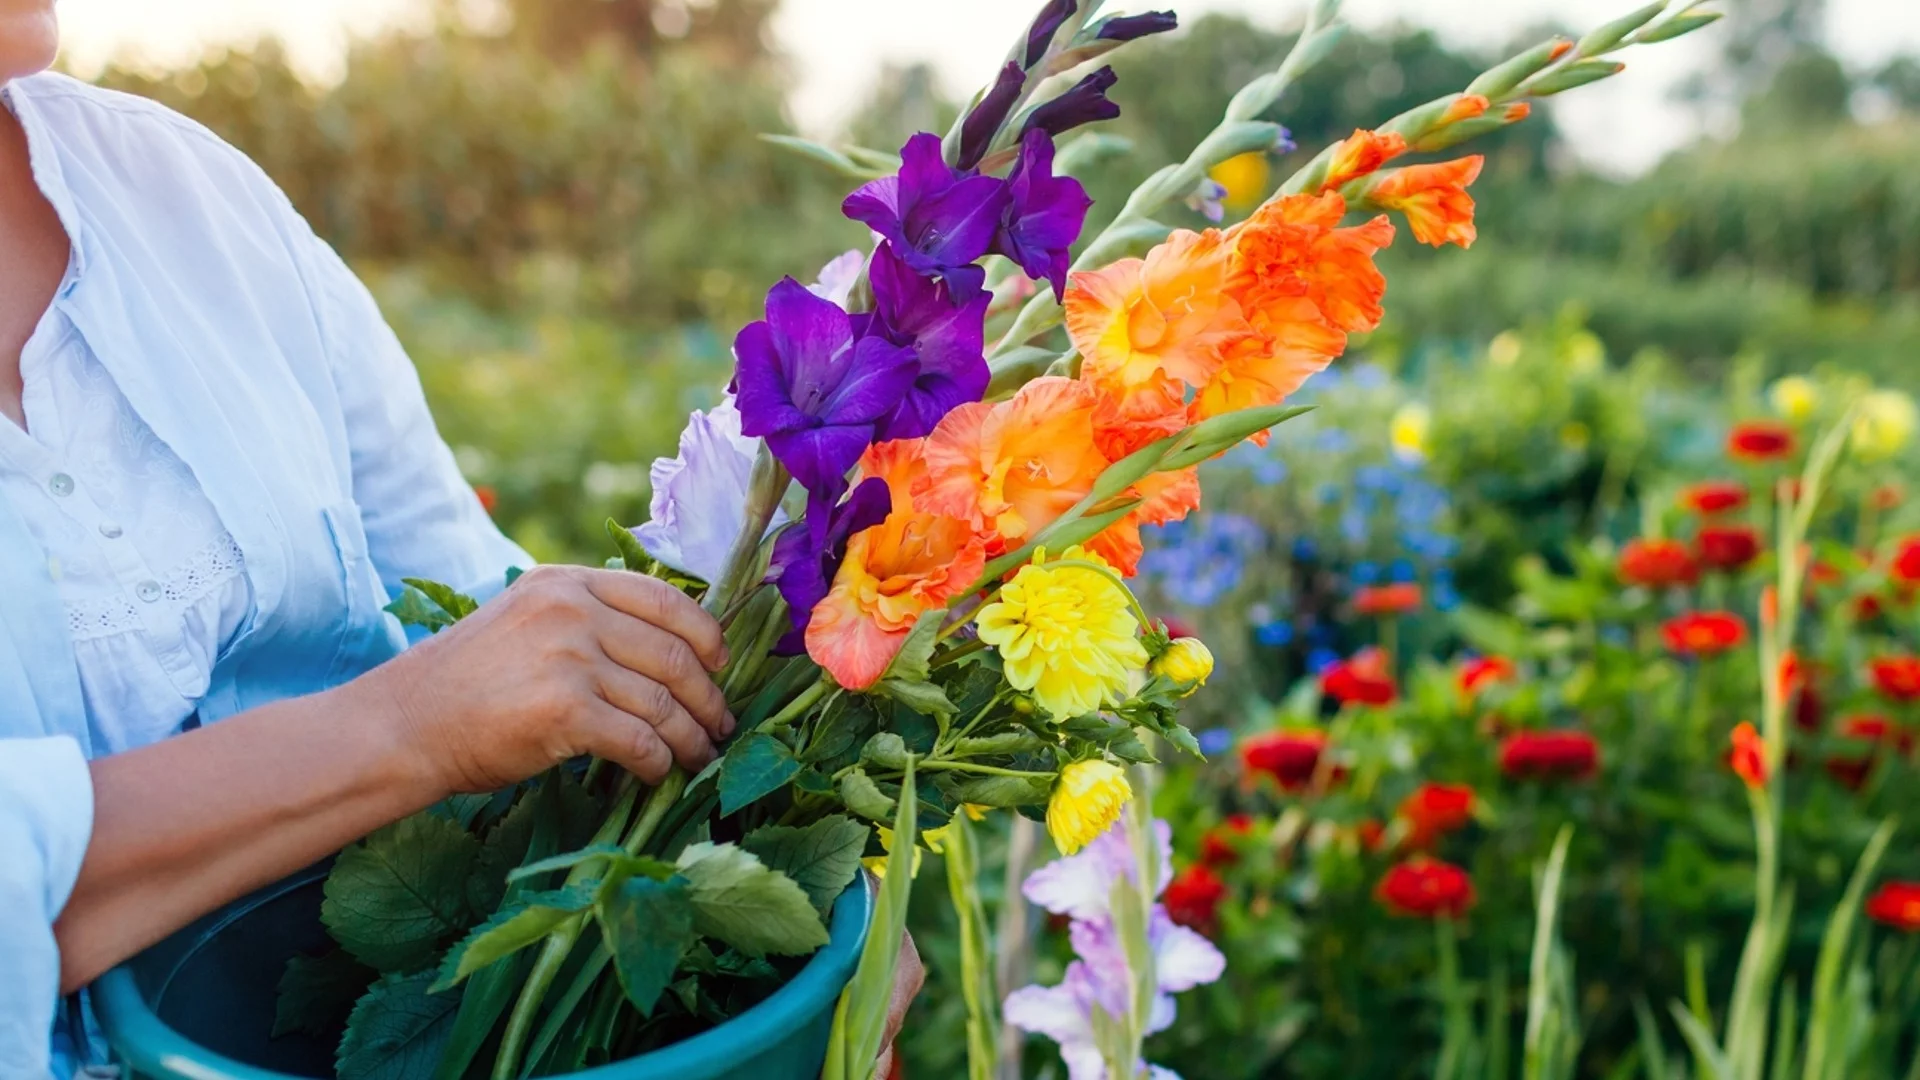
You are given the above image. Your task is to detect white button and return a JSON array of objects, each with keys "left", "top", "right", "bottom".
[
  {"left": 99, "top": 522, "right": 124, "bottom": 539},
  {"left": 136, "top": 580, "right": 162, "bottom": 603},
  {"left": 48, "top": 473, "right": 74, "bottom": 497}
]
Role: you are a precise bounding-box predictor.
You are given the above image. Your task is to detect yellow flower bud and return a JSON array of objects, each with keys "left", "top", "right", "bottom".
[
  {"left": 1769, "top": 375, "right": 1819, "bottom": 424},
  {"left": 1046, "top": 760, "right": 1132, "bottom": 855},
  {"left": 1390, "top": 402, "right": 1432, "bottom": 464},
  {"left": 1852, "top": 389, "right": 1917, "bottom": 463},
  {"left": 1153, "top": 637, "right": 1215, "bottom": 695},
  {"left": 1207, "top": 152, "right": 1271, "bottom": 213}
]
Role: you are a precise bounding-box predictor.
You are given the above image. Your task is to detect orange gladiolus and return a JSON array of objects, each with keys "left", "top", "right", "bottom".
[
  {"left": 1441, "top": 94, "right": 1491, "bottom": 125},
  {"left": 1322, "top": 128, "right": 1408, "bottom": 191},
  {"left": 1368, "top": 156, "right": 1484, "bottom": 248},
  {"left": 917, "top": 376, "right": 1110, "bottom": 557},
  {"left": 806, "top": 440, "right": 987, "bottom": 689},
  {"left": 1729, "top": 722, "right": 1770, "bottom": 790},
  {"left": 1066, "top": 227, "right": 1251, "bottom": 410}
]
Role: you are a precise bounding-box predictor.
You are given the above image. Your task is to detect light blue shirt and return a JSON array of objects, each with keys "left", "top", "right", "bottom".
[{"left": 0, "top": 72, "right": 529, "bottom": 1077}]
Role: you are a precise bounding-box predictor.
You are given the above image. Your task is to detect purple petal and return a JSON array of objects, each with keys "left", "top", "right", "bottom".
[
  {"left": 1022, "top": 66, "right": 1121, "bottom": 140},
  {"left": 1024, "top": 0, "right": 1079, "bottom": 67},
  {"left": 1150, "top": 908, "right": 1226, "bottom": 993},
  {"left": 914, "top": 172, "right": 1011, "bottom": 273},
  {"left": 1096, "top": 11, "right": 1178, "bottom": 42},
  {"left": 841, "top": 175, "right": 904, "bottom": 240},
  {"left": 819, "top": 335, "right": 919, "bottom": 425},
  {"left": 995, "top": 130, "right": 1092, "bottom": 300},
  {"left": 1002, "top": 978, "right": 1091, "bottom": 1046},
  {"left": 763, "top": 279, "right": 858, "bottom": 417},
  {"left": 868, "top": 243, "right": 990, "bottom": 440},
  {"left": 768, "top": 425, "right": 874, "bottom": 500},
  {"left": 959, "top": 63, "right": 1027, "bottom": 171},
  {"left": 732, "top": 321, "right": 811, "bottom": 438},
  {"left": 769, "top": 478, "right": 893, "bottom": 646},
  {"left": 1067, "top": 917, "right": 1133, "bottom": 1020}
]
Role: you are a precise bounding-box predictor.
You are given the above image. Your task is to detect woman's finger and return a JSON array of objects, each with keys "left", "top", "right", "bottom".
[
  {"left": 570, "top": 699, "right": 675, "bottom": 784},
  {"left": 595, "top": 665, "right": 718, "bottom": 773},
  {"left": 593, "top": 614, "right": 734, "bottom": 739},
  {"left": 580, "top": 569, "right": 729, "bottom": 671}
]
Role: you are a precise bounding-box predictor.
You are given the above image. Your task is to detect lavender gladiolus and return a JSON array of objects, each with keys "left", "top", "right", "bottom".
[
  {"left": 633, "top": 397, "right": 785, "bottom": 584},
  {"left": 1006, "top": 818, "right": 1224, "bottom": 1080},
  {"left": 993, "top": 130, "right": 1092, "bottom": 300},
  {"left": 958, "top": 62, "right": 1027, "bottom": 171},
  {"left": 862, "top": 241, "right": 990, "bottom": 440},
  {"left": 767, "top": 478, "right": 892, "bottom": 648},
  {"left": 1022, "top": 66, "right": 1121, "bottom": 139},
  {"left": 733, "top": 278, "right": 917, "bottom": 500},
  {"left": 842, "top": 133, "right": 1010, "bottom": 300},
  {"left": 808, "top": 249, "right": 866, "bottom": 307}
]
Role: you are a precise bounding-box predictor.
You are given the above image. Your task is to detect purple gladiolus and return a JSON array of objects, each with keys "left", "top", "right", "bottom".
[
  {"left": 993, "top": 130, "right": 1092, "bottom": 300},
  {"left": 957, "top": 62, "right": 1027, "bottom": 171},
  {"left": 733, "top": 279, "right": 917, "bottom": 500},
  {"left": 1024, "top": 0, "right": 1078, "bottom": 67},
  {"left": 862, "top": 242, "right": 990, "bottom": 440},
  {"left": 767, "top": 479, "right": 891, "bottom": 648},
  {"left": 633, "top": 397, "right": 786, "bottom": 584},
  {"left": 1021, "top": 66, "right": 1121, "bottom": 140},
  {"left": 1096, "top": 10, "right": 1178, "bottom": 42},
  {"left": 1006, "top": 818, "right": 1224, "bottom": 1080},
  {"left": 842, "top": 133, "right": 1010, "bottom": 300}
]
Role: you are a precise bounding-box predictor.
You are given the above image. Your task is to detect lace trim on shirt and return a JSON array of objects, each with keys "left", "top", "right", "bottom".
[{"left": 64, "top": 533, "right": 247, "bottom": 642}]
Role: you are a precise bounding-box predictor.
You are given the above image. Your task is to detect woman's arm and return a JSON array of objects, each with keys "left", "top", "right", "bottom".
[{"left": 54, "top": 564, "right": 734, "bottom": 992}]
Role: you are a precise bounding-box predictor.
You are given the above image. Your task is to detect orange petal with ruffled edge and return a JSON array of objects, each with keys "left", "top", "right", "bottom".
[
  {"left": 1371, "top": 156, "right": 1483, "bottom": 248},
  {"left": 1067, "top": 228, "right": 1251, "bottom": 401},
  {"left": 918, "top": 377, "right": 1107, "bottom": 552}
]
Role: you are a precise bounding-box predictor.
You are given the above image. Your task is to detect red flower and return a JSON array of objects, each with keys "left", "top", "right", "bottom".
[
  {"left": 1458, "top": 656, "right": 1516, "bottom": 698},
  {"left": 1376, "top": 857, "right": 1476, "bottom": 919},
  {"left": 1890, "top": 535, "right": 1920, "bottom": 586},
  {"left": 1160, "top": 615, "right": 1199, "bottom": 640},
  {"left": 1165, "top": 864, "right": 1230, "bottom": 935},
  {"left": 1727, "top": 420, "right": 1795, "bottom": 462},
  {"left": 1681, "top": 481, "right": 1748, "bottom": 515},
  {"left": 1866, "top": 882, "right": 1920, "bottom": 932},
  {"left": 1498, "top": 730, "right": 1600, "bottom": 781},
  {"left": 473, "top": 484, "right": 500, "bottom": 515},
  {"left": 1826, "top": 714, "right": 1914, "bottom": 790},
  {"left": 1354, "top": 583, "right": 1423, "bottom": 616},
  {"left": 1793, "top": 679, "right": 1824, "bottom": 732},
  {"left": 1869, "top": 656, "right": 1920, "bottom": 702},
  {"left": 1241, "top": 731, "right": 1327, "bottom": 791},
  {"left": 1618, "top": 538, "right": 1698, "bottom": 588},
  {"left": 1355, "top": 818, "right": 1386, "bottom": 853},
  {"left": 1322, "top": 648, "right": 1398, "bottom": 706},
  {"left": 1856, "top": 593, "right": 1886, "bottom": 621},
  {"left": 1663, "top": 611, "right": 1748, "bottom": 657},
  {"left": 1199, "top": 814, "right": 1255, "bottom": 867},
  {"left": 1398, "top": 782, "right": 1475, "bottom": 849},
  {"left": 1728, "top": 722, "right": 1769, "bottom": 790},
  {"left": 1696, "top": 525, "right": 1762, "bottom": 572}
]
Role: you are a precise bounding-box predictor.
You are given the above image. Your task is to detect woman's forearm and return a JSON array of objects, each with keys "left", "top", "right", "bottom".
[{"left": 54, "top": 675, "right": 443, "bottom": 992}]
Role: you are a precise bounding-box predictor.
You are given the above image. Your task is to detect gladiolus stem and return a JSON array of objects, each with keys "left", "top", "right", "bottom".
[
  {"left": 703, "top": 446, "right": 788, "bottom": 618},
  {"left": 1434, "top": 918, "right": 1469, "bottom": 1080},
  {"left": 764, "top": 676, "right": 833, "bottom": 731}
]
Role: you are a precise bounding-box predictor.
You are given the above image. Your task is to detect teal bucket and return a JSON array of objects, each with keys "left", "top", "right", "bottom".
[{"left": 93, "top": 864, "right": 873, "bottom": 1080}]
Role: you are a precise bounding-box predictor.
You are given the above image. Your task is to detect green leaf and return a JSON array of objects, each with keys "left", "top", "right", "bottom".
[
  {"left": 948, "top": 772, "right": 1054, "bottom": 808},
  {"left": 675, "top": 842, "right": 831, "bottom": 957},
  {"left": 759, "top": 133, "right": 893, "bottom": 179},
  {"left": 401, "top": 577, "right": 478, "bottom": 621},
  {"left": 719, "top": 732, "right": 803, "bottom": 816},
  {"left": 606, "top": 518, "right": 653, "bottom": 573},
  {"left": 971, "top": 500, "right": 1141, "bottom": 590},
  {"left": 431, "top": 886, "right": 595, "bottom": 992},
  {"left": 825, "top": 756, "right": 915, "bottom": 1080},
  {"left": 1632, "top": 10, "right": 1722, "bottom": 43},
  {"left": 505, "top": 844, "right": 676, "bottom": 885},
  {"left": 881, "top": 610, "right": 945, "bottom": 684},
  {"left": 382, "top": 588, "right": 455, "bottom": 633},
  {"left": 1666, "top": 1001, "right": 1732, "bottom": 1080},
  {"left": 274, "top": 949, "right": 374, "bottom": 1039},
  {"left": 741, "top": 815, "right": 871, "bottom": 913},
  {"left": 876, "top": 678, "right": 957, "bottom": 718},
  {"left": 598, "top": 876, "right": 697, "bottom": 1016},
  {"left": 335, "top": 972, "right": 459, "bottom": 1080},
  {"left": 861, "top": 732, "right": 910, "bottom": 770},
  {"left": 952, "top": 731, "right": 1050, "bottom": 756},
  {"left": 1159, "top": 405, "right": 1312, "bottom": 470},
  {"left": 838, "top": 768, "right": 897, "bottom": 821},
  {"left": 1161, "top": 722, "right": 1204, "bottom": 759},
  {"left": 801, "top": 694, "right": 880, "bottom": 767},
  {"left": 322, "top": 813, "right": 481, "bottom": 973}
]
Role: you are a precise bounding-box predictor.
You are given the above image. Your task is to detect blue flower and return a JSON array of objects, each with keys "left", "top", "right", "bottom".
[
  {"left": 1307, "top": 647, "right": 1339, "bottom": 674},
  {"left": 1254, "top": 620, "right": 1294, "bottom": 647},
  {"left": 1351, "top": 561, "right": 1381, "bottom": 585},
  {"left": 1197, "top": 727, "right": 1235, "bottom": 756}
]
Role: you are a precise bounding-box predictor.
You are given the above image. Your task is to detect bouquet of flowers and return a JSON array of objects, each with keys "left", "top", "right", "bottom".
[{"left": 286, "top": 1, "right": 1720, "bottom": 1076}]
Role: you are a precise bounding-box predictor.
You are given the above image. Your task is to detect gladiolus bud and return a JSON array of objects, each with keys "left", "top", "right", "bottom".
[{"left": 1729, "top": 722, "right": 1769, "bottom": 790}]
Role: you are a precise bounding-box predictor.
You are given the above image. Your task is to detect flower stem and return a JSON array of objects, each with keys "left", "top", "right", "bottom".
[
  {"left": 916, "top": 760, "right": 1053, "bottom": 779},
  {"left": 763, "top": 676, "right": 832, "bottom": 731},
  {"left": 703, "top": 446, "right": 787, "bottom": 617}
]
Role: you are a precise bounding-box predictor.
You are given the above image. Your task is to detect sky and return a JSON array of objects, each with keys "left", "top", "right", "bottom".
[{"left": 50, "top": 0, "right": 1920, "bottom": 176}]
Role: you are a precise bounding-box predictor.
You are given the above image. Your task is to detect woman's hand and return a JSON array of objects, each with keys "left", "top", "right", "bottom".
[{"left": 363, "top": 564, "right": 735, "bottom": 795}]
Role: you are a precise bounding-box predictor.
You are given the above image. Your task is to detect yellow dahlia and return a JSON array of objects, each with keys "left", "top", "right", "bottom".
[
  {"left": 1153, "top": 637, "right": 1215, "bottom": 695},
  {"left": 975, "top": 547, "right": 1149, "bottom": 721},
  {"left": 1047, "top": 759, "right": 1132, "bottom": 855}
]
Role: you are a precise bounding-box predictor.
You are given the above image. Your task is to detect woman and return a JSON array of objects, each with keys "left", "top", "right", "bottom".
[{"left": 0, "top": 6, "right": 915, "bottom": 1075}]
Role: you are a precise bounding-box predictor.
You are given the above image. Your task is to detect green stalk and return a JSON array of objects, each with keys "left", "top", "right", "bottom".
[
  {"left": 762, "top": 675, "right": 832, "bottom": 731},
  {"left": 944, "top": 813, "right": 1000, "bottom": 1080},
  {"left": 1435, "top": 917, "right": 1469, "bottom": 1080}
]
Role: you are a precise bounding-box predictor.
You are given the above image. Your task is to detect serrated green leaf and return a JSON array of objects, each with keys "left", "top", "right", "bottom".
[
  {"left": 335, "top": 972, "right": 459, "bottom": 1080},
  {"left": 741, "top": 815, "right": 871, "bottom": 913},
  {"left": 401, "top": 577, "right": 478, "bottom": 621},
  {"left": 605, "top": 518, "right": 653, "bottom": 573},
  {"left": 598, "top": 876, "right": 696, "bottom": 1016},
  {"left": 322, "top": 814, "right": 480, "bottom": 973},
  {"left": 274, "top": 950, "right": 373, "bottom": 1039},
  {"left": 948, "top": 772, "right": 1054, "bottom": 808},
  {"left": 861, "top": 732, "right": 910, "bottom": 770},
  {"left": 881, "top": 610, "right": 945, "bottom": 684},
  {"left": 839, "top": 768, "right": 897, "bottom": 821},
  {"left": 1161, "top": 722, "right": 1205, "bottom": 759},
  {"left": 432, "top": 886, "right": 595, "bottom": 991},
  {"left": 719, "top": 732, "right": 802, "bottom": 816},
  {"left": 876, "top": 678, "right": 957, "bottom": 717},
  {"left": 801, "top": 693, "right": 880, "bottom": 766},
  {"left": 675, "top": 842, "right": 831, "bottom": 957}
]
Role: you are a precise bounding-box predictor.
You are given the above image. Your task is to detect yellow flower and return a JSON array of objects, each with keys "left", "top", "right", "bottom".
[
  {"left": 1769, "top": 375, "right": 1819, "bottom": 423},
  {"left": 1390, "top": 402, "right": 1431, "bottom": 464},
  {"left": 1852, "top": 389, "right": 1917, "bottom": 462},
  {"left": 1153, "top": 637, "right": 1214, "bottom": 695},
  {"left": 1487, "top": 331, "right": 1522, "bottom": 367},
  {"left": 1047, "top": 759, "right": 1132, "bottom": 855},
  {"left": 975, "top": 546, "right": 1149, "bottom": 721},
  {"left": 864, "top": 823, "right": 939, "bottom": 880},
  {"left": 1207, "top": 151, "right": 1271, "bottom": 213}
]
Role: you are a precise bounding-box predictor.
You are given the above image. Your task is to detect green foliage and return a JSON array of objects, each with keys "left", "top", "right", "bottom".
[
  {"left": 673, "top": 841, "right": 832, "bottom": 957},
  {"left": 740, "top": 815, "right": 871, "bottom": 914},
  {"left": 274, "top": 949, "right": 375, "bottom": 1039},
  {"left": 600, "top": 876, "right": 698, "bottom": 1016},
  {"left": 336, "top": 972, "right": 460, "bottom": 1080},
  {"left": 717, "top": 732, "right": 802, "bottom": 816},
  {"left": 321, "top": 813, "right": 483, "bottom": 973}
]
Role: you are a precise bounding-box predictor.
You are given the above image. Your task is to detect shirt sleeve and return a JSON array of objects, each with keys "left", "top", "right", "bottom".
[
  {"left": 0, "top": 736, "right": 93, "bottom": 1078},
  {"left": 303, "top": 236, "right": 532, "bottom": 606}
]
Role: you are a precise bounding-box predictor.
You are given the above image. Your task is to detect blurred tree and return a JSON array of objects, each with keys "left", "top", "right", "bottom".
[
  {"left": 501, "top": 0, "right": 775, "bottom": 65},
  {"left": 1871, "top": 55, "right": 1920, "bottom": 113},
  {"left": 844, "top": 62, "right": 955, "bottom": 159},
  {"left": 1740, "top": 46, "right": 1851, "bottom": 134}
]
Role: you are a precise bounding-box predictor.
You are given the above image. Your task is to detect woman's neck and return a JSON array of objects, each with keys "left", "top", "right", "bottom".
[{"left": 0, "top": 87, "right": 70, "bottom": 429}]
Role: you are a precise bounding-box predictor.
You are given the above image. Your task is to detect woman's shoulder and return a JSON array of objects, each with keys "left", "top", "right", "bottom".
[{"left": 10, "top": 71, "right": 294, "bottom": 221}]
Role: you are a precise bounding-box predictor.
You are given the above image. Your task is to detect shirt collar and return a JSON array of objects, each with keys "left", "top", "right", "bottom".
[{"left": 2, "top": 75, "right": 90, "bottom": 285}]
